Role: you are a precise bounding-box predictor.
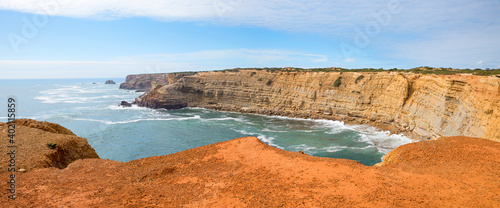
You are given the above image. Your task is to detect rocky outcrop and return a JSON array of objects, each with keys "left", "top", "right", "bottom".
[
  {"left": 136, "top": 70, "right": 500, "bottom": 141},
  {"left": 0, "top": 119, "right": 99, "bottom": 172},
  {"left": 2, "top": 136, "right": 498, "bottom": 207},
  {"left": 119, "top": 72, "right": 197, "bottom": 91},
  {"left": 119, "top": 101, "right": 132, "bottom": 107},
  {"left": 104, "top": 80, "right": 116, "bottom": 84}
]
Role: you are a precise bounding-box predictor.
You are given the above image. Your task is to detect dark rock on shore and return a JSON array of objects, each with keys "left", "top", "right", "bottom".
[
  {"left": 105, "top": 80, "right": 116, "bottom": 84},
  {"left": 120, "top": 101, "right": 132, "bottom": 107}
]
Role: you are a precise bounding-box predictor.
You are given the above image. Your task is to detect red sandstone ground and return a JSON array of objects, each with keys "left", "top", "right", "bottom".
[{"left": 1, "top": 121, "right": 499, "bottom": 207}]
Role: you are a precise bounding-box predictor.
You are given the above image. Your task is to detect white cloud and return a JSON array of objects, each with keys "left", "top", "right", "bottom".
[
  {"left": 1, "top": 0, "right": 499, "bottom": 69},
  {"left": 476, "top": 60, "right": 484, "bottom": 65},
  {"left": 343, "top": 58, "right": 356, "bottom": 63},
  {"left": 116, "top": 49, "right": 327, "bottom": 63}
]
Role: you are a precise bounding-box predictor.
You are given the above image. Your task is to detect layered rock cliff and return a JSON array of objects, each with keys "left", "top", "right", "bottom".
[
  {"left": 134, "top": 70, "right": 500, "bottom": 141},
  {"left": 119, "top": 72, "right": 197, "bottom": 91}
]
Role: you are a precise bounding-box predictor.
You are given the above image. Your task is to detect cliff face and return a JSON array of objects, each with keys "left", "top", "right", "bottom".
[
  {"left": 119, "top": 72, "right": 197, "bottom": 90},
  {"left": 135, "top": 71, "right": 500, "bottom": 141}
]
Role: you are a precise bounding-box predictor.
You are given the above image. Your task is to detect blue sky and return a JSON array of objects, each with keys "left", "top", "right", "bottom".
[{"left": 1, "top": 0, "right": 499, "bottom": 79}]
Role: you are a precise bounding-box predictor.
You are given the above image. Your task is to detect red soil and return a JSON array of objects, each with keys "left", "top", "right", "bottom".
[{"left": 1, "top": 121, "right": 499, "bottom": 207}]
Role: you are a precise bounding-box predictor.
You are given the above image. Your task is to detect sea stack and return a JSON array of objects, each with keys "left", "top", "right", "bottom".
[{"left": 105, "top": 80, "right": 116, "bottom": 84}]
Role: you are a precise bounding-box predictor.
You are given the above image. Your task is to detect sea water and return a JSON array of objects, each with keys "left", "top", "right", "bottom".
[{"left": 0, "top": 79, "right": 413, "bottom": 166}]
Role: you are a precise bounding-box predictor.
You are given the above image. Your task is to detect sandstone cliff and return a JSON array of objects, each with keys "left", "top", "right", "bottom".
[
  {"left": 119, "top": 72, "right": 197, "bottom": 91},
  {"left": 0, "top": 119, "right": 99, "bottom": 172},
  {"left": 2, "top": 135, "right": 498, "bottom": 207},
  {"left": 135, "top": 70, "right": 500, "bottom": 141}
]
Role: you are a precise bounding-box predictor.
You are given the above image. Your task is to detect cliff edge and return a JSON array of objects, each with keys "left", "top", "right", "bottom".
[
  {"left": 134, "top": 70, "right": 500, "bottom": 141},
  {"left": 0, "top": 119, "right": 99, "bottom": 173},
  {"left": 1, "top": 130, "right": 498, "bottom": 207}
]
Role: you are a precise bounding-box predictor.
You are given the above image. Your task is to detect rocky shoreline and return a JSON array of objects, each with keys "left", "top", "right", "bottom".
[
  {"left": 1, "top": 119, "right": 499, "bottom": 207},
  {"left": 128, "top": 70, "right": 499, "bottom": 141}
]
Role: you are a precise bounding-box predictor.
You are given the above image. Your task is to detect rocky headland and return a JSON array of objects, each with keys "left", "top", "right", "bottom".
[
  {"left": 119, "top": 72, "right": 197, "bottom": 91},
  {"left": 131, "top": 70, "right": 499, "bottom": 141},
  {"left": 1, "top": 119, "right": 499, "bottom": 207}
]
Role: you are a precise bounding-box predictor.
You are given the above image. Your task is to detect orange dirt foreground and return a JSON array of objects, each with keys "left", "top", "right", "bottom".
[{"left": 1, "top": 128, "right": 499, "bottom": 207}]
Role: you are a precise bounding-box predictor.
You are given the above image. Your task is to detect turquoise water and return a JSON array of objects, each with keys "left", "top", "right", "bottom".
[{"left": 0, "top": 79, "right": 412, "bottom": 166}]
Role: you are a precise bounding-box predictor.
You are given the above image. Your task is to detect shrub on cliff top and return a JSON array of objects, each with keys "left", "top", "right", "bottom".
[
  {"left": 258, "top": 78, "right": 263, "bottom": 81},
  {"left": 334, "top": 77, "right": 342, "bottom": 87},
  {"left": 251, "top": 72, "right": 256, "bottom": 76},
  {"left": 46, "top": 142, "right": 57, "bottom": 149},
  {"left": 355, "top": 75, "right": 365, "bottom": 84}
]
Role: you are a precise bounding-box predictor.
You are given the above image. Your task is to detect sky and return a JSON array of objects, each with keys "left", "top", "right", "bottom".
[{"left": 0, "top": 0, "right": 499, "bottom": 79}]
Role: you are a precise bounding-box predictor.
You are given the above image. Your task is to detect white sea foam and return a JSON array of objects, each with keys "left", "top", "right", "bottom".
[
  {"left": 35, "top": 84, "right": 130, "bottom": 104},
  {"left": 71, "top": 115, "right": 202, "bottom": 125},
  {"left": 256, "top": 135, "right": 284, "bottom": 149},
  {"left": 349, "top": 125, "right": 413, "bottom": 154},
  {"left": 205, "top": 117, "right": 244, "bottom": 122},
  {"left": 262, "top": 128, "right": 288, "bottom": 133}
]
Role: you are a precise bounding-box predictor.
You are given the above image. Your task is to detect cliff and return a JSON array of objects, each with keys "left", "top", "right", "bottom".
[
  {"left": 2, "top": 133, "right": 499, "bottom": 207},
  {"left": 0, "top": 119, "right": 99, "bottom": 173},
  {"left": 135, "top": 70, "right": 500, "bottom": 141},
  {"left": 119, "top": 72, "right": 197, "bottom": 91}
]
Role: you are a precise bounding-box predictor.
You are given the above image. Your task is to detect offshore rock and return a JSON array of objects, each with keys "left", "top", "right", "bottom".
[
  {"left": 136, "top": 70, "right": 500, "bottom": 141},
  {"left": 120, "top": 101, "right": 132, "bottom": 107},
  {"left": 105, "top": 80, "right": 116, "bottom": 84}
]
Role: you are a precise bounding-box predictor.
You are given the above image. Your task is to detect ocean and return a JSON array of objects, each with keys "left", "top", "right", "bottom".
[{"left": 0, "top": 78, "right": 413, "bottom": 166}]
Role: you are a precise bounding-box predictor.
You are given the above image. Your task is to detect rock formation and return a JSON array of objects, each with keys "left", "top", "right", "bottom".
[
  {"left": 0, "top": 119, "right": 99, "bottom": 173},
  {"left": 119, "top": 101, "right": 132, "bottom": 107},
  {"left": 105, "top": 80, "right": 116, "bottom": 84},
  {"left": 134, "top": 70, "right": 500, "bottom": 141},
  {"left": 1, "top": 133, "right": 498, "bottom": 207},
  {"left": 119, "top": 72, "right": 197, "bottom": 91}
]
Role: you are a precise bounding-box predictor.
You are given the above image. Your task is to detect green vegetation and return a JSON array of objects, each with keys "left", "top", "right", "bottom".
[
  {"left": 355, "top": 75, "right": 365, "bottom": 83},
  {"left": 266, "top": 79, "right": 273, "bottom": 86},
  {"left": 334, "top": 77, "right": 342, "bottom": 87},
  {"left": 46, "top": 143, "right": 57, "bottom": 149},
  {"left": 216, "top": 66, "right": 500, "bottom": 76},
  {"left": 257, "top": 78, "right": 263, "bottom": 81}
]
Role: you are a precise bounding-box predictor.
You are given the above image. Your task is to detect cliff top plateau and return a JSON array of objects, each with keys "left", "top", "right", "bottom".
[{"left": 1, "top": 120, "right": 499, "bottom": 207}]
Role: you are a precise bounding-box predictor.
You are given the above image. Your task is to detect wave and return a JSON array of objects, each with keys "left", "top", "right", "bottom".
[
  {"left": 291, "top": 143, "right": 374, "bottom": 155},
  {"left": 35, "top": 84, "right": 134, "bottom": 104},
  {"left": 232, "top": 129, "right": 284, "bottom": 149},
  {"left": 351, "top": 126, "right": 413, "bottom": 154},
  {"left": 71, "top": 115, "right": 202, "bottom": 125}
]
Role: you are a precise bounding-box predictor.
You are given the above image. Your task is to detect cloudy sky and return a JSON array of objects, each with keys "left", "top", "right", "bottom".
[{"left": 1, "top": 0, "right": 499, "bottom": 78}]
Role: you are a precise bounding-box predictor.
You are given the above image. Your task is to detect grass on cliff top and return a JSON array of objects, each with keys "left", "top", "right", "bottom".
[{"left": 217, "top": 67, "right": 500, "bottom": 76}]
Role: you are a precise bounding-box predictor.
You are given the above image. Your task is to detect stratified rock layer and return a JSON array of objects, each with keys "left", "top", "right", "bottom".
[
  {"left": 1, "top": 136, "right": 498, "bottom": 207},
  {"left": 0, "top": 119, "right": 99, "bottom": 172},
  {"left": 135, "top": 71, "right": 500, "bottom": 141}
]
